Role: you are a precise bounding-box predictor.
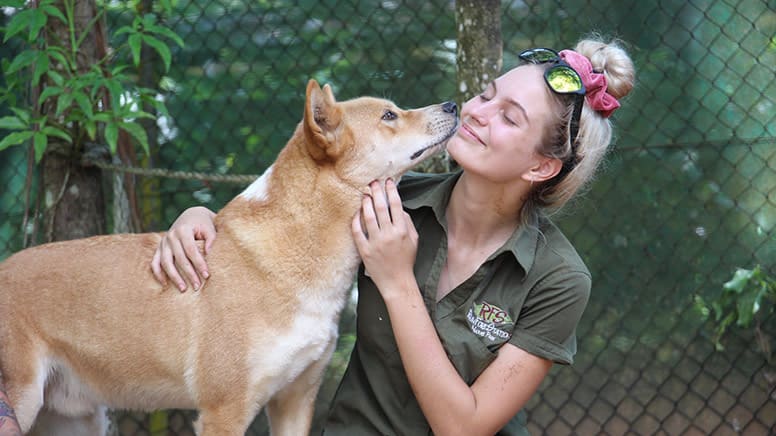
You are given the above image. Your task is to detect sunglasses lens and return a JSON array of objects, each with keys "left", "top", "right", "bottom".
[
  {"left": 546, "top": 66, "right": 583, "bottom": 93},
  {"left": 520, "top": 48, "right": 559, "bottom": 63}
]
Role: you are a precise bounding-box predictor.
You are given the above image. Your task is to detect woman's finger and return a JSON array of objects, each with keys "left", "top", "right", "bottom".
[
  {"left": 385, "top": 179, "right": 403, "bottom": 224},
  {"left": 369, "top": 181, "right": 392, "bottom": 228},
  {"left": 164, "top": 237, "right": 193, "bottom": 291},
  {"left": 180, "top": 233, "right": 209, "bottom": 280},
  {"left": 351, "top": 211, "right": 368, "bottom": 247},
  {"left": 150, "top": 248, "right": 167, "bottom": 286},
  {"left": 361, "top": 194, "right": 381, "bottom": 236}
]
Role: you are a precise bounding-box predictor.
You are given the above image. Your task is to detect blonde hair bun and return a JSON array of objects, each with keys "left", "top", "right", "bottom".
[{"left": 575, "top": 38, "right": 635, "bottom": 100}]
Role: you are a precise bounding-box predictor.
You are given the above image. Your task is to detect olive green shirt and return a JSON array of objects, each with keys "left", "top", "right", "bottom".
[{"left": 324, "top": 171, "right": 591, "bottom": 435}]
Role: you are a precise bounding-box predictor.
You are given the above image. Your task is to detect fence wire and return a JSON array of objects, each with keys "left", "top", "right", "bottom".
[{"left": 1, "top": 0, "right": 774, "bottom": 434}]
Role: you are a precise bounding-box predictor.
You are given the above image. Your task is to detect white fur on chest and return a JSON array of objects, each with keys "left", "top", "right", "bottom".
[{"left": 246, "top": 261, "right": 358, "bottom": 397}]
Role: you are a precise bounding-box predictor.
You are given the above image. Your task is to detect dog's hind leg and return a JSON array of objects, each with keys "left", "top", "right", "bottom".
[
  {"left": 266, "top": 339, "right": 336, "bottom": 436},
  {"left": 1, "top": 351, "right": 47, "bottom": 433}
]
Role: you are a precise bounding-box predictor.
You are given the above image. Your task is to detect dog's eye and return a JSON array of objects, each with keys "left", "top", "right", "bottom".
[{"left": 381, "top": 110, "right": 397, "bottom": 121}]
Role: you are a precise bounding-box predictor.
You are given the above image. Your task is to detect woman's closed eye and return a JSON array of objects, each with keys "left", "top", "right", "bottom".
[{"left": 502, "top": 112, "right": 517, "bottom": 125}]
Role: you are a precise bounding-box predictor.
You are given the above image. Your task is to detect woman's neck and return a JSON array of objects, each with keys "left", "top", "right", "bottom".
[{"left": 445, "top": 171, "right": 528, "bottom": 249}]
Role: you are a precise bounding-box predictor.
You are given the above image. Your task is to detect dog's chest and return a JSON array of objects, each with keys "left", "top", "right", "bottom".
[{"left": 246, "top": 267, "right": 355, "bottom": 394}]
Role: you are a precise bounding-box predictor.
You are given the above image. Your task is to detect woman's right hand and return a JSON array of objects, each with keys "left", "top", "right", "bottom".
[{"left": 151, "top": 206, "right": 217, "bottom": 291}]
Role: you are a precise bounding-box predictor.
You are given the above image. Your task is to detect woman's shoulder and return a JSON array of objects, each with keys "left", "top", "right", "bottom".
[
  {"left": 529, "top": 217, "right": 592, "bottom": 297},
  {"left": 537, "top": 217, "right": 589, "bottom": 268},
  {"left": 397, "top": 170, "right": 459, "bottom": 202}
]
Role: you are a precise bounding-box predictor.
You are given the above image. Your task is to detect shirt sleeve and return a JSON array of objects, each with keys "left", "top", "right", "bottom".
[{"left": 508, "top": 268, "right": 591, "bottom": 365}]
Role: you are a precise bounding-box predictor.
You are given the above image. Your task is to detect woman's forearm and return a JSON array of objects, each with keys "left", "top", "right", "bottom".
[{"left": 381, "top": 282, "right": 482, "bottom": 436}]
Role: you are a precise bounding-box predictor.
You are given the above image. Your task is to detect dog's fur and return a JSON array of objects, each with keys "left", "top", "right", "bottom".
[{"left": 0, "top": 79, "right": 458, "bottom": 435}]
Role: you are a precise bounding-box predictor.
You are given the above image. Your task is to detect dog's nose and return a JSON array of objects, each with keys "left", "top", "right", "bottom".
[{"left": 442, "top": 101, "right": 457, "bottom": 115}]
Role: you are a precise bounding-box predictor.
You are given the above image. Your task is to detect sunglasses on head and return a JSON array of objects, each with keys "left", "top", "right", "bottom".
[{"left": 518, "top": 48, "right": 586, "bottom": 159}]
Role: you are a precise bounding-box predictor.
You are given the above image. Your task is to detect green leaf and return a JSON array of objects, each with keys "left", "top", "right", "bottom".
[
  {"left": 85, "top": 120, "right": 97, "bottom": 140},
  {"left": 33, "top": 131, "right": 47, "bottom": 161},
  {"left": 32, "top": 52, "right": 50, "bottom": 87},
  {"left": 46, "top": 47, "right": 72, "bottom": 71},
  {"left": 28, "top": 8, "right": 48, "bottom": 41},
  {"left": 0, "top": 130, "right": 34, "bottom": 151},
  {"left": 111, "top": 64, "right": 131, "bottom": 76},
  {"left": 39, "top": 4, "right": 67, "bottom": 24},
  {"left": 3, "top": 9, "right": 33, "bottom": 43},
  {"left": 0, "top": 116, "right": 27, "bottom": 130},
  {"left": 0, "top": 0, "right": 25, "bottom": 8},
  {"left": 114, "top": 26, "right": 134, "bottom": 37},
  {"left": 126, "top": 110, "right": 155, "bottom": 120},
  {"left": 105, "top": 122, "right": 119, "bottom": 153},
  {"left": 92, "top": 113, "right": 113, "bottom": 123},
  {"left": 119, "top": 121, "right": 149, "bottom": 154},
  {"left": 55, "top": 92, "right": 74, "bottom": 117},
  {"left": 41, "top": 126, "right": 72, "bottom": 142},
  {"left": 128, "top": 34, "right": 142, "bottom": 67},
  {"left": 38, "top": 86, "right": 65, "bottom": 105},
  {"left": 9, "top": 107, "right": 30, "bottom": 124},
  {"left": 723, "top": 268, "right": 754, "bottom": 294},
  {"left": 145, "top": 23, "right": 185, "bottom": 48},
  {"left": 104, "top": 79, "right": 124, "bottom": 110},
  {"left": 142, "top": 34, "right": 172, "bottom": 72},
  {"left": 5, "top": 49, "right": 37, "bottom": 75},
  {"left": 47, "top": 70, "right": 65, "bottom": 86},
  {"left": 146, "top": 97, "right": 170, "bottom": 118},
  {"left": 73, "top": 91, "right": 94, "bottom": 118}
]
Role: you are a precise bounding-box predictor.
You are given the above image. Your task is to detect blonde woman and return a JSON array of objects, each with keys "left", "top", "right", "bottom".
[{"left": 152, "top": 37, "right": 635, "bottom": 434}]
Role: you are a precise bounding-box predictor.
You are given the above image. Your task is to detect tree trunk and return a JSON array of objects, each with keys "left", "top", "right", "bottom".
[
  {"left": 417, "top": 0, "right": 503, "bottom": 174},
  {"left": 41, "top": 0, "right": 107, "bottom": 242},
  {"left": 455, "top": 0, "right": 502, "bottom": 103}
]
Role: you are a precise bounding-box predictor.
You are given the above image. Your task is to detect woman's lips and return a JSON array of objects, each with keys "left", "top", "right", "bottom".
[{"left": 459, "top": 123, "right": 485, "bottom": 146}]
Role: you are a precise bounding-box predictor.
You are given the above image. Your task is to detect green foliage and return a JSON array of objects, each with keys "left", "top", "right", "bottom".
[
  {"left": 0, "top": 0, "right": 182, "bottom": 160},
  {"left": 695, "top": 265, "right": 776, "bottom": 352}
]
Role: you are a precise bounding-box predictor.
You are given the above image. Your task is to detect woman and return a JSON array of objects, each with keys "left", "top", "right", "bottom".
[{"left": 152, "top": 37, "right": 635, "bottom": 435}]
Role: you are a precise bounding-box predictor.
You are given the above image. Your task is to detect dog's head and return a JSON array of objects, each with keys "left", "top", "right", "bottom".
[{"left": 302, "top": 79, "right": 458, "bottom": 190}]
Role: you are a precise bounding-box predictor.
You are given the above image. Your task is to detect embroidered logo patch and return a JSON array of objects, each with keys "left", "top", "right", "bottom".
[{"left": 466, "top": 301, "right": 513, "bottom": 343}]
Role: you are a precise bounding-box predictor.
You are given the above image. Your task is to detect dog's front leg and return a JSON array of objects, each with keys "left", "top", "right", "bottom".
[{"left": 265, "top": 338, "right": 336, "bottom": 436}]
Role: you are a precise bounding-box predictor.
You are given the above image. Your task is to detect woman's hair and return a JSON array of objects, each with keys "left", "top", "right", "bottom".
[{"left": 522, "top": 36, "right": 635, "bottom": 222}]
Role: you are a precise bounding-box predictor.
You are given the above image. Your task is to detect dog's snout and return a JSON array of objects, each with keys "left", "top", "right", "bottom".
[{"left": 442, "top": 101, "right": 457, "bottom": 115}]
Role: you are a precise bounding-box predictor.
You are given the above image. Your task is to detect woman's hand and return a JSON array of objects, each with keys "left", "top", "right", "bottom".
[
  {"left": 351, "top": 179, "right": 418, "bottom": 297},
  {"left": 151, "top": 206, "right": 217, "bottom": 291}
]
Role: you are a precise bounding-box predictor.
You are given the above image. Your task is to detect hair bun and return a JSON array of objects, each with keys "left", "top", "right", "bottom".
[{"left": 575, "top": 38, "right": 635, "bottom": 100}]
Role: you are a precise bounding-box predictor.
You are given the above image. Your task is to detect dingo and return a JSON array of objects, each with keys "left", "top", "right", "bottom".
[{"left": 0, "top": 79, "right": 458, "bottom": 435}]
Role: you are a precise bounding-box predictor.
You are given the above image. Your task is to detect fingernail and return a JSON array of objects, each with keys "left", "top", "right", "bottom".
[
  {"left": 178, "top": 283, "right": 186, "bottom": 292},
  {"left": 194, "top": 282, "right": 200, "bottom": 291},
  {"left": 202, "top": 270, "right": 209, "bottom": 279}
]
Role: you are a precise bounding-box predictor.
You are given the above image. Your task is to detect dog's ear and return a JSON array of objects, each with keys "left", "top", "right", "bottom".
[{"left": 303, "top": 79, "right": 343, "bottom": 161}]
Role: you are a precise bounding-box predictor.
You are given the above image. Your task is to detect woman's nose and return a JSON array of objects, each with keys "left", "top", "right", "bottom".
[{"left": 466, "top": 100, "right": 491, "bottom": 125}]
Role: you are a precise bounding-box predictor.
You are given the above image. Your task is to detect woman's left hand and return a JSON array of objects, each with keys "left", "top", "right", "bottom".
[{"left": 351, "top": 179, "right": 418, "bottom": 297}]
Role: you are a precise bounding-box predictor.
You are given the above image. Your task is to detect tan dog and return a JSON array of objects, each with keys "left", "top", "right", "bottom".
[{"left": 0, "top": 79, "right": 458, "bottom": 435}]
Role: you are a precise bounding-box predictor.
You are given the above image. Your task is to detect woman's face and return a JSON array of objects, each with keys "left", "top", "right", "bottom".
[{"left": 447, "top": 65, "right": 558, "bottom": 184}]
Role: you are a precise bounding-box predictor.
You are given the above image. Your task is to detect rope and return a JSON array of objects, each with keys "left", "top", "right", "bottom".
[{"left": 86, "top": 159, "right": 260, "bottom": 185}]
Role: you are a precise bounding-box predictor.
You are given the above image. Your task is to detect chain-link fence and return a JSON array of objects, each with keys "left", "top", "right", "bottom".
[{"left": 1, "top": 0, "right": 774, "bottom": 434}]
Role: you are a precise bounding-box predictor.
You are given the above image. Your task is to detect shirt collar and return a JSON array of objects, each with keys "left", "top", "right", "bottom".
[{"left": 403, "top": 171, "right": 539, "bottom": 275}]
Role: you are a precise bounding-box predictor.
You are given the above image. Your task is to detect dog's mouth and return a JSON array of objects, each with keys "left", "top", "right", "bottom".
[{"left": 410, "top": 121, "right": 460, "bottom": 160}]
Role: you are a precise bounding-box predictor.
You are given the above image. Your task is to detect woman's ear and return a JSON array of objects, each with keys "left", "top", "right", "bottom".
[{"left": 522, "top": 157, "right": 563, "bottom": 183}]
